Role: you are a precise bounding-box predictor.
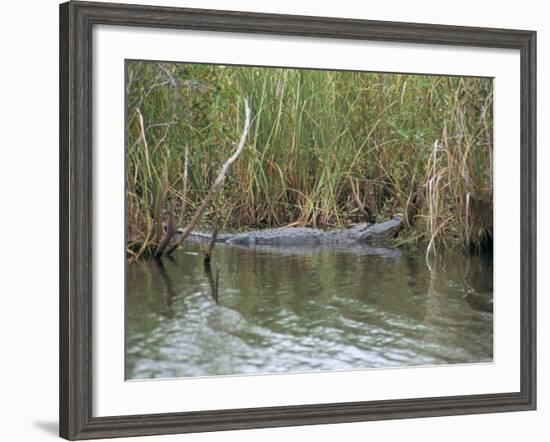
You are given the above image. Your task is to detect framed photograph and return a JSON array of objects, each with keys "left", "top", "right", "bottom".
[{"left": 59, "top": 1, "right": 536, "bottom": 439}]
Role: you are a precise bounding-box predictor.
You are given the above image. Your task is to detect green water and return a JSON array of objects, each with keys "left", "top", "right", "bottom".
[{"left": 126, "top": 243, "right": 493, "bottom": 379}]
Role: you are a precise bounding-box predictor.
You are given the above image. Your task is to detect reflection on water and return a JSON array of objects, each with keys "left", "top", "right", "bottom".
[{"left": 126, "top": 243, "right": 493, "bottom": 379}]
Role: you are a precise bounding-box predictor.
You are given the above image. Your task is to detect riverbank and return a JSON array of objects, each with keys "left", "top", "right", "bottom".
[{"left": 126, "top": 61, "right": 493, "bottom": 259}]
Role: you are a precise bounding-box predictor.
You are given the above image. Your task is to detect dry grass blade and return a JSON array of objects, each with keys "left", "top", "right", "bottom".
[{"left": 178, "top": 146, "right": 189, "bottom": 226}]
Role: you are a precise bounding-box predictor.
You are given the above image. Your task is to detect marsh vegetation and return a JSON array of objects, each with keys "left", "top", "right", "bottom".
[{"left": 126, "top": 61, "right": 493, "bottom": 262}]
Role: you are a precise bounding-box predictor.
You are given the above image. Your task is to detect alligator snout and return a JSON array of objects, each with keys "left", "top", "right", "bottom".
[{"left": 356, "top": 217, "right": 402, "bottom": 242}]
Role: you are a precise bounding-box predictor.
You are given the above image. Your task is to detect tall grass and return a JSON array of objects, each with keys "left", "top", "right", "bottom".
[{"left": 126, "top": 61, "right": 493, "bottom": 259}]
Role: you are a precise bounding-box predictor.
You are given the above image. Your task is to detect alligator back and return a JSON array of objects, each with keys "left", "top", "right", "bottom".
[{"left": 181, "top": 217, "right": 402, "bottom": 246}]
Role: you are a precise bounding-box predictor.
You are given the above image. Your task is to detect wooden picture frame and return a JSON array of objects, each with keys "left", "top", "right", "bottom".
[{"left": 59, "top": 1, "right": 536, "bottom": 439}]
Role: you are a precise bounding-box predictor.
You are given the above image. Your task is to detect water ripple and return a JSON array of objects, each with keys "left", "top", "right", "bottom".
[{"left": 126, "top": 245, "right": 493, "bottom": 379}]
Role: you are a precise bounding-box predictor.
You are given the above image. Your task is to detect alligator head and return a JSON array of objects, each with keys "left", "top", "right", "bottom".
[{"left": 346, "top": 217, "right": 402, "bottom": 242}]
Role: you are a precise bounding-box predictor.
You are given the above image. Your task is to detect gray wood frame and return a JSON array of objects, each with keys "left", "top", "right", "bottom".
[{"left": 59, "top": 1, "right": 537, "bottom": 439}]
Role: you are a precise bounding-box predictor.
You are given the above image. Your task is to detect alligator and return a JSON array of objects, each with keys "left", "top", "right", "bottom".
[{"left": 177, "top": 217, "right": 402, "bottom": 246}]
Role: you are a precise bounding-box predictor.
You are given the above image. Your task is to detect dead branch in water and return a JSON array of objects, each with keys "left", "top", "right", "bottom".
[
  {"left": 204, "top": 261, "right": 220, "bottom": 305},
  {"left": 163, "top": 98, "right": 251, "bottom": 256},
  {"left": 203, "top": 224, "right": 219, "bottom": 264},
  {"left": 155, "top": 202, "right": 176, "bottom": 257}
]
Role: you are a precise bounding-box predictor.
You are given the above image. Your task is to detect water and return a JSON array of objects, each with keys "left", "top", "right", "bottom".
[{"left": 126, "top": 242, "right": 493, "bottom": 379}]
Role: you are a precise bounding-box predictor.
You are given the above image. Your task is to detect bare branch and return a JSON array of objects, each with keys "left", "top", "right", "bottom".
[
  {"left": 203, "top": 224, "right": 219, "bottom": 264},
  {"left": 164, "top": 99, "right": 251, "bottom": 256},
  {"left": 155, "top": 203, "right": 176, "bottom": 257}
]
